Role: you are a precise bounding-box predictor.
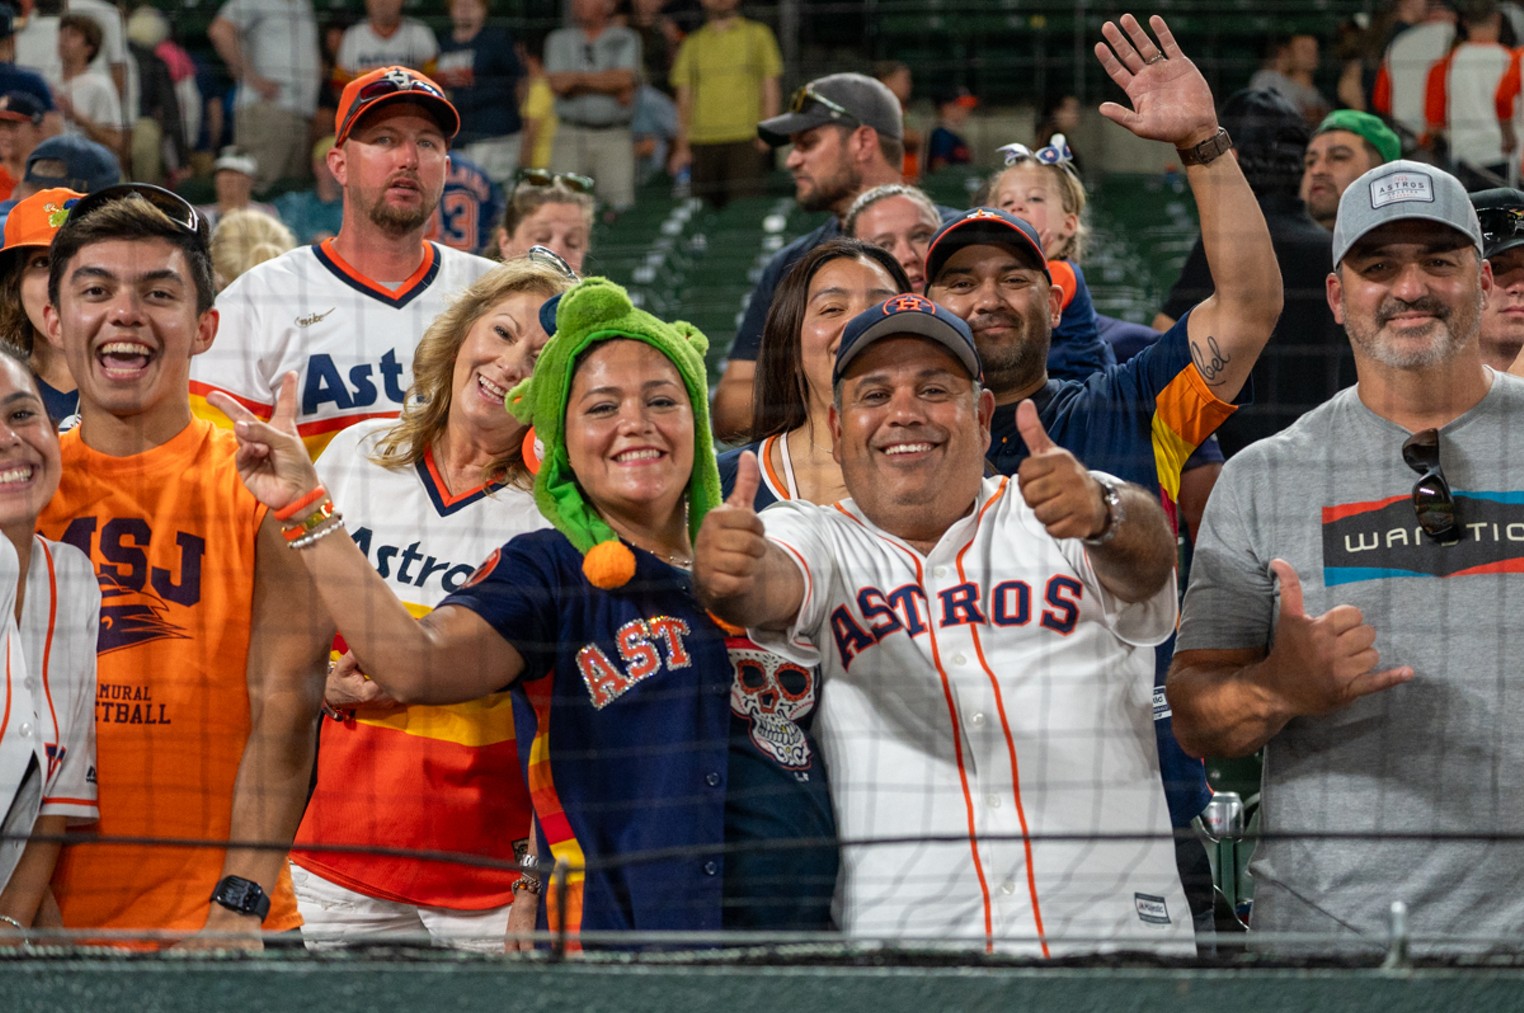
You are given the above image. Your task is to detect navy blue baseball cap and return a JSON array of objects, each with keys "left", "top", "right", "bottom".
[
  {"left": 924, "top": 206, "right": 1050, "bottom": 289},
  {"left": 833, "top": 294, "right": 982, "bottom": 385}
]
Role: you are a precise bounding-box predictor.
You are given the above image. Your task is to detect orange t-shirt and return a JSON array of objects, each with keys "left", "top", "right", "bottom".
[{"left": 38, "top": 420, "right": 299, "bottom": 942}]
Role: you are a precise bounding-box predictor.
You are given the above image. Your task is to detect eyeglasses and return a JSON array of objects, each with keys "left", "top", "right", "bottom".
[
  {"left": 998, "top": 134, "right": 1075, "bottom": 169},
  {"left": 513, "top": 168, "right": 595, "bottom": 195},
  {"left": 63, "top": 182, "right": 204, "bottom": 240},
  {"left": 1477, "top": 206, "right": 1524, "bottom": 248},
  {"left": 526, "top": 245, "right": 579, "bottom": 281},
  {"left": 787, "top": 85, "right": 859, "bottom": 127},
  {"left": 338, "top": 71, "right": 447, "bottom": 141},
  {"left": 1401, "top": 428, "right": 1461, "bottom": 544}
]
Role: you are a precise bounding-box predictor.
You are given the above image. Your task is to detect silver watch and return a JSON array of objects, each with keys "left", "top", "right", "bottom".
[{"left": 1082, "top": 472, "right": 1126, "bottom": 546}]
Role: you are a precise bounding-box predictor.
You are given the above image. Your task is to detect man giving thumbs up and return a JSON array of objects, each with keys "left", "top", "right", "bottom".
[{"left": 695, "top": 296, "right": 1190, "bottom": 957}]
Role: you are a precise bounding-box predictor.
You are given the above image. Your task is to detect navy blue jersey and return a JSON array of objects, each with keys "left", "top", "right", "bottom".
[
  {"left": 442, "top": 528, "right": 833, "bottom": 935},
  {"left": 427, "top": 153, "right": 504, "bottom": 256}
]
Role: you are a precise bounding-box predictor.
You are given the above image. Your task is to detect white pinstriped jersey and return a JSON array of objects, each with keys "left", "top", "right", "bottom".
[
  {"left": 189, "top": 239, "right": 496, "bottom": 458},
  {"left": 752, "top": 475, "right": 1193, "bottom": 956},
  {"left": 0, "top": 537, "right": 100, "bottom": 892}
]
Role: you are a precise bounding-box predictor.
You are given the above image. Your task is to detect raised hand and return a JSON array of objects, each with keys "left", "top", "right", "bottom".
[
  {"left": 1263, "top": 558, "right": 1413, "bottom": 716},
  {"left": 1094, "top": 14, "right": 1218, "bottom": 149},
  {"left": 207, "top": 371, "right": 321, "bottom": 512},
  {"left": 1014, "top": 399, "right": 1106, "bottom": 541},
  {"left": 694, "top": 451, "right": 769, "bottom": 604}
]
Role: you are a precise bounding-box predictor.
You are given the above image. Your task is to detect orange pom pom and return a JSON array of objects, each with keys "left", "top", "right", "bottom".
[{"left": 583, "top": 540, "right": 636, "bottom": 589}]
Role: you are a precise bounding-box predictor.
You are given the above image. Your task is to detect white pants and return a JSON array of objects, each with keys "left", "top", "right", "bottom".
[{"left": 291, "top": 861, "right": 513, "bottom": 954}]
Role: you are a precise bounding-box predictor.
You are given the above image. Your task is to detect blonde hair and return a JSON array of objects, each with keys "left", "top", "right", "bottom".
[
  {"left": 984, "top": 161, "right": 1090, "bottom": 262},
  {"left": 369, "top": 259, "right": 572, "bottom": 488},
  {"left": 211, "top": 209, "right": 295, "bottom": 290}
]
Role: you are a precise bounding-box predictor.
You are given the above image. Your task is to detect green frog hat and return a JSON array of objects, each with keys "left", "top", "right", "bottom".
[{"left": 506, "top": 277, "right": 721, "bottom": 589}]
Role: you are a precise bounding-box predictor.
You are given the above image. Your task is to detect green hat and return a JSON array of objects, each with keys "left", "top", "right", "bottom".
[
  {"left": 1315, "top": 109, "right": 1401, "bottom": 165},
  {"left": 506, "top": 277, "right": 719, "bottom": 590}
]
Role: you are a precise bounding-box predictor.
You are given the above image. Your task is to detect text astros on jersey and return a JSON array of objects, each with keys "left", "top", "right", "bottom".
[{"left": 187, "top": 239, "right": 496, "bottom": 457}]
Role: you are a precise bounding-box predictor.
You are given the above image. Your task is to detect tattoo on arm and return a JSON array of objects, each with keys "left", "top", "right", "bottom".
[{"left": 1190, "top": 334, "right": 1231, "bottom": 385}]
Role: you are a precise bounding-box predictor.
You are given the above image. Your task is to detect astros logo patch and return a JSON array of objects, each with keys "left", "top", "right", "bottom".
[{"left": 884, "top": 293, "right": 935, "bottom": 316}]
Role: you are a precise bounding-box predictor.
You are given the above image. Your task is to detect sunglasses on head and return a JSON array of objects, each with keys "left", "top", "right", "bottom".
[
  {"left": 526, "top": 245, "right": 579, "bottom": 282},
  {"left": 64, "top": 182, "right": 203, "bottom": 239},
  {"left": 338, "top": 71, "right": 447, "bottom": 141},
  {"left": 787, "top": 85, "right": 859, "bottom": 127},
  {"left": 1402, "top": 428, "right": 1461, "bottom": 544},
  {"left": 513, "top": 168, "right": 595, "bottom": 195},
  {"left": 1477, "top": 206, "right": 1524, "bottom": 248}
]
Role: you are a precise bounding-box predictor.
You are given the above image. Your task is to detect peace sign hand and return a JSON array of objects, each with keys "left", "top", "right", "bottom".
[
  {"left": 207, "top": 371, "right": 323, "bottom": 511},
  {"left": 1094, "top": 14, "right": 1219, "bottom": 149}
]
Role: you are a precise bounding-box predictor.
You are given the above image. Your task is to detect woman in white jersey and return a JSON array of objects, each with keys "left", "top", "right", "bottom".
[
  {"left": 0, "top": 343, "right": 99, "bottom": 942},
  {"left": 287, "top": 258, "right": 573, "bottom": 953}
]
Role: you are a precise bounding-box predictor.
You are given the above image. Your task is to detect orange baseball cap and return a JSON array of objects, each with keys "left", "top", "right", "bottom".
[
  {"left": 3, "top": 187, "right": 84, "bottom": 252},
  {"left": 334, "top": 66, "right": 459, "bottom": 146}
]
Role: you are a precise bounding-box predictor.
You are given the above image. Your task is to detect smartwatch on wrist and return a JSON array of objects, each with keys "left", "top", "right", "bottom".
[{"left": 210, "top": 875, "right": 271, "bottom": 922}]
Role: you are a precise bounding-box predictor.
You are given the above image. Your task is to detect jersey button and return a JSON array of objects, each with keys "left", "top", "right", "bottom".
[
  {"left": 986, "top": 793, "right": 1002, "bottom": 809},
  {"left": 705, "top": 772, "right": 721, "bottom": 787},
  {"left": 23, "top": 676, "right": 38, "bottom": 693},
  {"left": 17, "top": 722, "right": 32, "bottom": 738},
  {"left": 999, "top": 879, "right": 1017, "bottom": 896},
  {"left": 702, "top": 861, "right": 718, "bottom": 876},
  {"left": 970, "top": 712, "right": 986, "bottom": 726},
  {"left": 932, "top": 566, "right": 949, "bottom": 579},
  {"left": 952, "top": 652, "right": 967, "bottom": 666}
]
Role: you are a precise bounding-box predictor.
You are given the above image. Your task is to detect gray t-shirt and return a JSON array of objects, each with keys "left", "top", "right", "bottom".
[
  {"left": 1179, "top": 375, "right": 1524, "bottom": 953},
  {"left": 543, "top": 25, "right": 641, "bottom": 128}
]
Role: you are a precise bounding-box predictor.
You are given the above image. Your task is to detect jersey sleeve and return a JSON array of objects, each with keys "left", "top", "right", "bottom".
[
  {"left": 39, "top": 546, "right": 101, "bottom": 824},
  {"left": 190, "top": 271, "right": 277, "bottom": 428},
  {"left": 1175, "top": 452, "right": 1278, "bottom": 654},
  {"left": 1111, "top": 307, "right": 1241, "bottom": 500},
  {"left": 437, "top": 533, "right": 564, "bottom": 682},
  {"left": 747, "top": 501, "right": 839, "bottom": 667}
]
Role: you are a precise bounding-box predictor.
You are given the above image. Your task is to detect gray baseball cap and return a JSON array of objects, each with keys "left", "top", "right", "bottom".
[
  {"left": 758, "top": 73, "right": 903, "bottom": 147},
  {"left": 1332, "top": 159, "right": 1482, "bottom": 265}
]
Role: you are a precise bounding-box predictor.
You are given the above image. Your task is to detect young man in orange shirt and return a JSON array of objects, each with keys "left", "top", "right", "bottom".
[{"left": 38, "top": 184, "right": 329, "bottom": 946}]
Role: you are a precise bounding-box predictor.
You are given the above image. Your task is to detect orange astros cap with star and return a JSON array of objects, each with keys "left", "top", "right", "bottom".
[
  {"left": 335, "top": 66, "right": 460, "bottom": 146},
  {"left": 3, "top": 186, "right": 84, "bottom": 252}
]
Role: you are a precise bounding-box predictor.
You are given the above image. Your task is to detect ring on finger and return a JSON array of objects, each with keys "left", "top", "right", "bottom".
[{"left": 1145, "top": 53, "right": 1167, "bottom": 65}]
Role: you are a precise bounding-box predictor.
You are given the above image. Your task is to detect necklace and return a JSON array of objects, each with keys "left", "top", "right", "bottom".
[{"left": 627, "top": 540, "right": 693, "bottom": 569}]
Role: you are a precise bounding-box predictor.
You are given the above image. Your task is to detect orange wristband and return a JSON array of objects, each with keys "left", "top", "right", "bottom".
[{"left": 275, "top": 485, "right": 327, "bottom": 522}]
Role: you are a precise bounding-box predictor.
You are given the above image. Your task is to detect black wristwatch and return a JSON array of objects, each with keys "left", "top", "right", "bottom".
[{"left": 210, "top": 875, "right": 271, "bottom": 922}]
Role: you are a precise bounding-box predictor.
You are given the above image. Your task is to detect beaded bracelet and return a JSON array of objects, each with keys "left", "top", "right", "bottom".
[
  {"left": 288, "top": 514, "right": 346, "bottom": 550},
  {"left": 274, "top": 485, "right": 328, "bottom": 522},
  {"left": 511, "top": 875, "right": 542, "bottom": 897}
]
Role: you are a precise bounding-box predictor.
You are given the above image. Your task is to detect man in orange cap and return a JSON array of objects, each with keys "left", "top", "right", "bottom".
[{"left": 190, "top": 65, "right": 497, "bottom": 456}]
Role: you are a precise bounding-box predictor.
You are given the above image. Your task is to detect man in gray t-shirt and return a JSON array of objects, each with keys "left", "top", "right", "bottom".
[
  {"left": 1171, "top": 159, "right": 1524, "bottom": 954},
  {"left": 543, "top": 0, "right": 640, "bottom": 211}
]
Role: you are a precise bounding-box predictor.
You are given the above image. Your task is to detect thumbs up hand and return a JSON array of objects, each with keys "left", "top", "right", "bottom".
[
  {"left": 695, "top": 451, "right": 769, "bottom": 603},
  {"left": 1014, "top": 399, "right": 1109, "bottom": 541}
]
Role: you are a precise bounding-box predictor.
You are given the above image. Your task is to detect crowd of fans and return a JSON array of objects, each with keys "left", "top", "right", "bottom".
[{"left": 1, "top": 0, "right": 1524, "bottom": 967}]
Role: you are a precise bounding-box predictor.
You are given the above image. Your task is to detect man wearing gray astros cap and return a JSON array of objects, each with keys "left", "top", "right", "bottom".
[{"left": 1170, "top": 158, "right": 1524, "bottom": 954}]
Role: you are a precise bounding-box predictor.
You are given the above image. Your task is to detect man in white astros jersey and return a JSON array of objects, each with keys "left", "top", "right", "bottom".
[
  {"left": 694, "top": 294, "right": 1194, "bottom": 957},
  {"left": 190, "top": 65, "right": 496, "bottom": 457}
]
